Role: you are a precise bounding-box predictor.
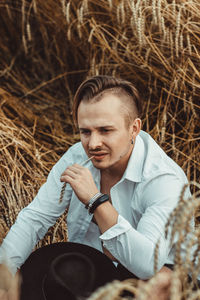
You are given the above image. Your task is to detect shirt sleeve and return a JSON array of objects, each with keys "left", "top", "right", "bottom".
[
  {"left": 0, "top": 149, "right": 73, "bottom": 274},
  {"left": 100, "top": 174, "right": 191, "bottom": 279}
]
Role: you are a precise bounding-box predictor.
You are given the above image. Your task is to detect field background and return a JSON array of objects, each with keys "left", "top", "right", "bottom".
[{"left": 0, "top": 0, "right": 200, "bottom": 278}]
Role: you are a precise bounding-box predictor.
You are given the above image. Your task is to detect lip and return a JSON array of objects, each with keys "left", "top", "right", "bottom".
[{"left": 90, "top": 153, "right": 108, "bottom": 160}]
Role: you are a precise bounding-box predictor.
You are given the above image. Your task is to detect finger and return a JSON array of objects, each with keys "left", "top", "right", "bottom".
[
  {"left": 61, "top": 164, "right": 84, "bottom": 177},
  {"left": 61, "top": 169, "right": 79, "bottom": 180},
  {"left": 68, "top": 164, "right": 86, "bottom": 173},
  {"left": 60, "top": 173, "right": 75, "bottom": 183},
  {"left": 65, "top": 168, "right": 78, "bottom": 178}
]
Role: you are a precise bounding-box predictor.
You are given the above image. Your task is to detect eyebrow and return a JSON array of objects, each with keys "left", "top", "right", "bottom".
[{"left": 79, "top": 125, "right": 115, "bottom": 130}]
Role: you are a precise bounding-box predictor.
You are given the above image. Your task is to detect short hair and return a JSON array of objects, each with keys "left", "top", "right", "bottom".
[{"left": 72, "top": 75, "right": 143, "bottom": 126}]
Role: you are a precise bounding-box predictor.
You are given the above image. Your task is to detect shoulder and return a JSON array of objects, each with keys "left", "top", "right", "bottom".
[
  {"left": 139, "top": 131, "right": 187, "bottom": 182},
  {"left": 52, "top": 142, "right": 87, "bottom": 173},
  {"left": 135, "top": 131, "right": 190, "bottom": 206}
]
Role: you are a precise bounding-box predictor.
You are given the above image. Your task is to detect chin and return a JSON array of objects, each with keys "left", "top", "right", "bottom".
[{"left": 92, "top": 160, "right": 109, "bottom": 169}]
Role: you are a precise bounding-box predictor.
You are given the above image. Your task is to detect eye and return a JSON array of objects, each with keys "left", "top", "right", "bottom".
[
  {"left": 100, "top": 128, "right": 110, "bottom": 133},
  {"left": 80, "top": 129, "right": 91, "bottom": 135}
]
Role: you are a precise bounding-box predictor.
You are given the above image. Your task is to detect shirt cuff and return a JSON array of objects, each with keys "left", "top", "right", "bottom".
[{"left": 99, "top": 214, "right": 132, "bottom": 241}]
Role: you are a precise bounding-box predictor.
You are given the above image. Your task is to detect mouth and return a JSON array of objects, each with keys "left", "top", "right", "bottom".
[{"left": 89, "top": 152, "right": 108, "bottom": 161}]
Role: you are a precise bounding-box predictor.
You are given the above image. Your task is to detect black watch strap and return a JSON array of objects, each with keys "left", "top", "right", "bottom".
[{"left": 89, "top": 194, "right": 109, "bottom": 214}]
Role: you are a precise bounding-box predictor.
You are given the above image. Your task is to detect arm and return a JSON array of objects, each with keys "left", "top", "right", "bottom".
[
  {"left": 61, "top": 166, "right": 190, "bottom": 279},
  {"left": 99, "top": 174, "right": 190, "bottom": 279},
  {"left": 0, "top": 150, "right": 73, "bottom": 274},
  {"left": 93, "top": 201, "right": 118, "bottom": 233}
]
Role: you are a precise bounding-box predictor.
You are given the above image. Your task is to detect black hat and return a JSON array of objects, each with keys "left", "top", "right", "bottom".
[{"left": 20, "top": 242, "right": 120, "bottom": 300}]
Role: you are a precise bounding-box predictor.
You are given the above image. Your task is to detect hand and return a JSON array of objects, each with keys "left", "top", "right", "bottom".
[
  {"left": 0, "top": 265, "right": 20, "bottom": 300},
  {"left": 60, "top": 164, "right": 99, "bottom": 205},
  {"left": 137, "top": 267, "right": 177, "bottom": 300}
]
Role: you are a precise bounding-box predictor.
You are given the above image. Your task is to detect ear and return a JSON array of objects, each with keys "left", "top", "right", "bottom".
[{"left": 131, "top": 118, "right": 141, "bottom": 138}]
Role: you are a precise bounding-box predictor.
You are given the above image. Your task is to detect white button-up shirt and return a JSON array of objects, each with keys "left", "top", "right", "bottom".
[{"left": 0, "top": 131, "right": 191, "bottom": 279}]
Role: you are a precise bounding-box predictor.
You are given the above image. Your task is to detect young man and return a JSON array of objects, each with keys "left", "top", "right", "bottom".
[{"left": 0, "top": 76, "right": 190, "bottom": 284}]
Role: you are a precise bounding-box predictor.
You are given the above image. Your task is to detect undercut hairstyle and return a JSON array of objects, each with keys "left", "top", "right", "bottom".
[{"left": 72, "top": 75, "right": 143, "bottom": 127}]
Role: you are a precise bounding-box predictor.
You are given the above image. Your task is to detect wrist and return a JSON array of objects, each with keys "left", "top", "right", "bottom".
[
  {"left": 85, "top": 194, "right": 109, "bottom": 215},
  {"left": 85, "top": 192, "right": 102, "bottom": 211}
]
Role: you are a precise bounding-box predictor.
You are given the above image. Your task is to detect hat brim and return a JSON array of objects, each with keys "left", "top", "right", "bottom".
[{"left": 20, "top": 242, "right": 120, "bottom": 300}]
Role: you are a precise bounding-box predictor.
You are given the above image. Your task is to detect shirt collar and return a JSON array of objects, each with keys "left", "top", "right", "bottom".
[{"left": 121, "top": 133, "right": 144, "bottom": 183}]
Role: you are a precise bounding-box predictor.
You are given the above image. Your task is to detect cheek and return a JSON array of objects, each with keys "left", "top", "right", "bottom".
[
  {"left": 80, "top": 136, "right": 88, "bottom": 149},
  {"left": 114, "top": 132, "right": 130, "bottom": 145},
  {"left": 106, "top": 136, "right": 126, "bottom": 152},
  {"left": 113, "top": 135, "right": 132, "bottom": 153}
]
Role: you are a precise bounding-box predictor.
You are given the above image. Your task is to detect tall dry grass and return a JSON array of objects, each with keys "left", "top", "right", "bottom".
[
  {"left": 0, "top": 0, "right": 199, "bottom": 182},
  {"left": 0, "top": 89, "right": 70, "bottom": 246},
  {"left": 0, "top": 0, "right": 200, "bottom": 298}
]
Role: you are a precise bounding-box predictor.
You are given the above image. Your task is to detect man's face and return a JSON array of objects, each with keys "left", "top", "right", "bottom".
[{"left": 77, "top": 93, "right": 140, "bottom": 173}]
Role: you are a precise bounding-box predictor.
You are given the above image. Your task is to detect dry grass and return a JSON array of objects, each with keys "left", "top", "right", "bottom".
[
  {"left": 0, "top": 0, "right": 200, "bottom": 298},
  {"left": 0, "top": 89, "right": 72, "bottom": 245},
  {"left": 0, "top": 0, "right": 199, "bottom": 184}
]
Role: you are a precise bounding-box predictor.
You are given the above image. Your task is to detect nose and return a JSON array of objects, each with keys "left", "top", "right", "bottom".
[{"left": 88, "top": 132, "right": 102, "bottom": 150}]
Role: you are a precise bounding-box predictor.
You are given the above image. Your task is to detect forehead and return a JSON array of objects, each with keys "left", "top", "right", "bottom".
[{"left": 77, "top": 94, "right": 126, "bottom": 128}]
